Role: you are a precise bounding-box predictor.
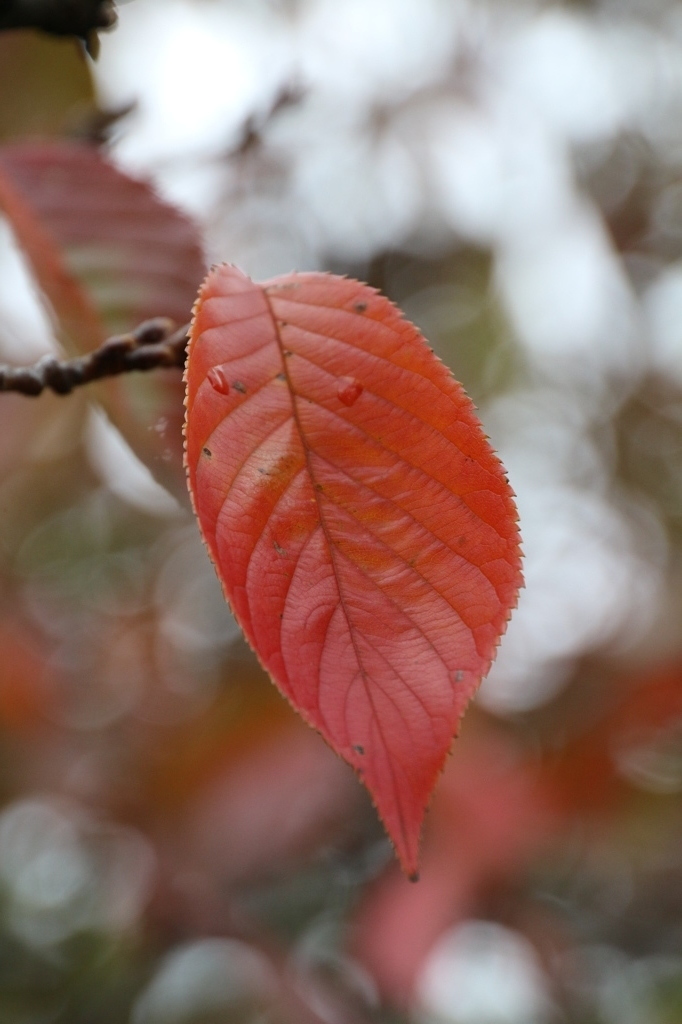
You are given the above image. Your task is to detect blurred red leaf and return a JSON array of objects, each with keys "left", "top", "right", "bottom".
[
  {"left": 547, "top": 661, "right": 682, "bottom": 815},
  {"left": 0, "top": 150, "right": 104, "bottom": 354},
  {"left": 184, "top": 264, "right": 523, "bottom": 877},
  {"left": 0, "top": 618, "right": 53, "bottom": 731},
  {"left": 353, "top": 734, "right": 554, "bottom": 1004},
  {"left": 173, "top": 716, "right": 364, "bottom": 890},
  {"left": 354, "top": 662, "right": 682, "bottom": 1004},
  {"left": 0, "top": 141, "right": 205, "bottom": 337},
  {"left": 0, "top": 141, "right": 206, "bottom": 493}
]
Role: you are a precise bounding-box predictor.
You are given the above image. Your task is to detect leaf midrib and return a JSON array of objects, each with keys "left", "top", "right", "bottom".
[{"left": 262, "top": 286, "right": 412, "bottom": 859}]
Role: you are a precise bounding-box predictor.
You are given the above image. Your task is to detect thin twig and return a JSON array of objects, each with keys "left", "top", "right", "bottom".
[{"left": 0, "top": 318, "right": 189, "bottom": 397}]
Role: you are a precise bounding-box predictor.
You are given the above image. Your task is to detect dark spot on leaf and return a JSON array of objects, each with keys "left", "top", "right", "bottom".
[
  {"left": 232, "top": 380, "right": 247, "bottom": 393},
  {"left": 276, "top": 372, "right": 286, "bottom": 381},
  {"left": 284, "top": 350, "right": 293, "bottom": 357},
  {"left": 202, "top": 447, "right": 212, "bottom": 457},
  {"left": 315, "top": 483, "right": 324, "bottom": 492},
  {"left": 354, "top": 301, "right": 367, "bottom": 313},
  {"left": 274, "top": 541, "right": 287, "bottom": 556},
  {"left": 408, "top": 871, "right": 420, "bottom": 883},
  {"left": 353, "top": 744, "right": 365, "bottom": 755}
]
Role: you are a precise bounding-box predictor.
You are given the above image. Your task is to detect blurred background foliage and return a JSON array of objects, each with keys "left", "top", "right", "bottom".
[{"left": 0, "top": 0, "right": 681, "bottom": 1021}]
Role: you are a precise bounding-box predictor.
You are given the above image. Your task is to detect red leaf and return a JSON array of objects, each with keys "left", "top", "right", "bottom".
[
  {"left": 0, "top": 142, "right": 205, "bottom": 337},
  {"left": 0, "top": 149, "right": 105, "bottom": 354},
  {"left": 184, "top": 264, "right": 522, "bottom": 876},
  {"left": 0, "top": 142, "right": 206, "bottom": 494}
]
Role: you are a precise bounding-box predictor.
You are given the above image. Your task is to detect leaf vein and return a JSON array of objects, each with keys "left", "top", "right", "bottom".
[
  {"left": 269, "top": 292, "right": 476, "bottom": 425},
  {"left": 243, "top": 464, "right": 308, "bottom": 603},
  {"left": 198, "top": 371, "right": 288, "bottom": 464},
  {"left": 313, "top": 448, "right": 498, "bottom": 589},
  {"left": 283, "top": 327, "right": 475, "bottom": 465},
  {"left": 263, "top": 289, "right": 411, "bottom": 848},
  {"left": 360, "top": 632, "right": 441, "bottom": 745},
  {"left": 293, "top": 388, "right": 507, "bottom": 542},
  {"left": 195, "top": 335, "right": 275, "bottom": 384},
  {"left": 330, "top": 540, "right": 458, "bottom": 696},
  {"left": 207, "top": 407, "right": 293, "bottom": 544}
]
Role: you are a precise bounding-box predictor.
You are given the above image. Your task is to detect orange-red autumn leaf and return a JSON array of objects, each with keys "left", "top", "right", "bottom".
[{"left": 184, "top": 264, "right": 522, "bottom": 876}]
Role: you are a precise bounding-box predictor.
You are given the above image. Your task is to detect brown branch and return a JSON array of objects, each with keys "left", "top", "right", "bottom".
[
  {"left": 0, "top": 0, "right": 116, "bottom": 37},
  {"left": 0, "top": 318, "right": 189, "bottom": 397},
  {"left": 0, "top": 0, "right": 117, "bottom": 55}
]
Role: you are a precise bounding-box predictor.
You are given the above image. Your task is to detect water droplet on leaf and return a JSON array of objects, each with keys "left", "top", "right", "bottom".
[
  {"left": 337, "top": 377, "right": 363, "bottom": 406},
  {"left": 207, "top": 367, "right": 230, "bottom": 394}
]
